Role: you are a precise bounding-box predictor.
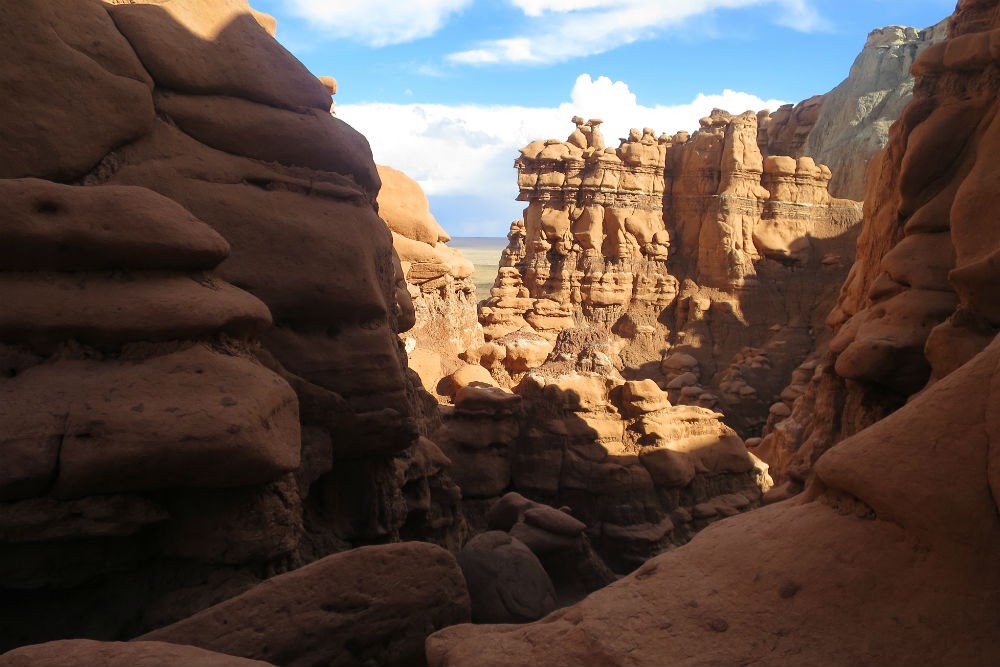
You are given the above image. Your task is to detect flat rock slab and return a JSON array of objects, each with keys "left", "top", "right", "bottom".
[
  {"left": 0, "top": 345, "right": 299, "bottom": 500},
  {"left": 0, "top": 271, "right": 271, "bottom": 349},
  {"left": 0, "top": 179, "right": 229, "bottom": 271},
  {"left": 141, "top": 541, "right": 470, "bottom": 667},
  {"left": 0, "top": 639, "right": 274, "bottom": 666}
]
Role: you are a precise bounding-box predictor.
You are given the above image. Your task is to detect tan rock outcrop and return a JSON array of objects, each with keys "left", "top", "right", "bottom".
[
  {"left": 481, "top": 114, "right": 861, "bottom": 440},
  {"left": 376, "top": 165, "right": 484, "bottom": 395},
  {"left": 434, "top": 341, "right": 770, "bottom": 572},
  {"left": 449, "top": 114, "right": 861, "bottom": 575}
]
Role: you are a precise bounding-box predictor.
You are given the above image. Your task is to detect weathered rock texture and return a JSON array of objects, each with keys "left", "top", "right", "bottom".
[
  {"left": 427, "top": 6, "right": 1000, "bottom": 663},
  {"left": 376, "top": 164, "right": 484, "bottom": 397},
  {"left": 429, "top": 332, "right": 1000, "bottom": 666},
  {"left": 456, "top": 110, "right": 862, "bottom": 573},
  {"left": 479, "top": 113, "right": 861, "bottom": 436},
  {"left": 756, "top": 0, "right": 1000, "bottom": 494},
  {"left": 434, "top": 347, "right": 772, "bottom": 574},
  {"left": 0, "top": 0, "right": 463, "bottom": 651},
  {"left": 760, "top": 21, "right": 948, "bottom": 200}
]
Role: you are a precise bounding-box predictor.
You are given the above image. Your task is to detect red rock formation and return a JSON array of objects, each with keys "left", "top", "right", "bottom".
[
  {"left": 0, "top": 0, "right": 463, "bottom": 650},
  {"left": 433, "top": 341, "right": 771, "bottom": 575},
  {"left": 448, "top": 110, "right": 861, "bottom": 575},
  {"left": 429, "top": 332, "right": 1000, "bottom": 666},
  {"left": 428, "top": 4, "right": 1000, "bottom": 662}
]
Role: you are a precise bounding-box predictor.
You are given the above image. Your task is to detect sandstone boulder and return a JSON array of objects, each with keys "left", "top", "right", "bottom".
[
  {"left": 458, "top": 531, "right": 556, "bottom": 623},
  {"left": 142, "top": 542, "right": 470, "bottom": 667},
  {"left": 377, "top": 165, "right": 450, "bottom": 245}
]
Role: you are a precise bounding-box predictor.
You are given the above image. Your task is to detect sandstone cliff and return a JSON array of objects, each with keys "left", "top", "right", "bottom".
[
  {"left": 0, "top": 0, "right": 467, "bottom": 652},
  {"left": 760, "top": 20, "right": 948, "bottom": 200},
  {"left": 447, "top": 111, "right": 862, "bottom": 573},
  {"left": 428, "top": 2, "right": 1000, "bottom": 663}
]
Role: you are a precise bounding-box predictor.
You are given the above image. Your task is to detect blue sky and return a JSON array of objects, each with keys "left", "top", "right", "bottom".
[{"left": 252, "top": 0, "right": 956, "bottom": 237}]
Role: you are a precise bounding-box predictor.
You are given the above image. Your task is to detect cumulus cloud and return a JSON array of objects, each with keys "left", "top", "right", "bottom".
[
  {"left": 280, "top": 0, "right": 472, "bottom": 46},
  {"left": 449, "top": 0, "right": 826, "bottom": 65},
  {"left": 338, "top": 74, "right": 787, "bottom": 235}
]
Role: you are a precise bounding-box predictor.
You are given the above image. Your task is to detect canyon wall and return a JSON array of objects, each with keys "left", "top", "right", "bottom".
[
  {"left": 448, "top": 110, "right": 862, "bottom": 571},
  {"left": 428, "top": 2, "right": 1000, "bottom": 663},
  {"left": 0, "top": 0, "right": 467, "bottom": 652},
  {"left": 757, "top": 0, "right": 1000, "bottom": 494}
]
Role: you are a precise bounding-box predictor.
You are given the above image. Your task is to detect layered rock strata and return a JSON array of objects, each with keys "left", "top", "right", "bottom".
[
  {"left": 478, "top": 113, "right": 862, "bottom": 438},
  {"left": 434, "top": 343, "right": 771, "bottom": 573},
  {"left": 0, "top": 0, "right": 463, "bottom": 650}
]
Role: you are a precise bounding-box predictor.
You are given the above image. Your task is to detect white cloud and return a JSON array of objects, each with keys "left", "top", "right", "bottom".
[
  {"left": 338, "top": 74, "right": 787, "bottom": 235},
  {"left": 509, "top": 0, "right": 612, "bottom": 17},
  {"left": 448, "top": 0, "right": 826, "bottom": 65},
  {"left": 773, "top": 0, "right": 827, "bottom": 31},
  {"left": 280, "top": 0, "right": 472, "bottom": 46}
]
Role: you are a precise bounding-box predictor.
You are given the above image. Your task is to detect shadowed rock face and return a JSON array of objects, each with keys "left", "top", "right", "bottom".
[
  {"left": 0, "top": 0, "right": 463, "bottom": 648},
  {"left": 0, "top": 640, "right": 277, "bottom": 667},
  {"left": 427, "top": 3, "right": 1000, "bottom": 664}
]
